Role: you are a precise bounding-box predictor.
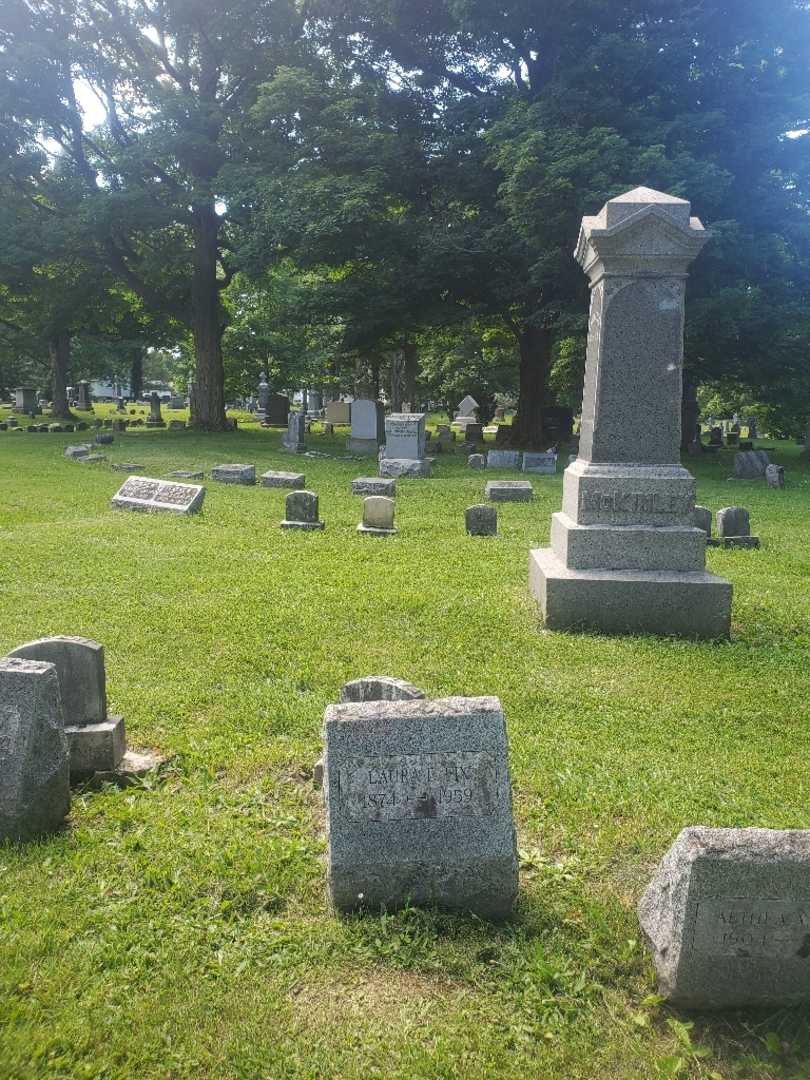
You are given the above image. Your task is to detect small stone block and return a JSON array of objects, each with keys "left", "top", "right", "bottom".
[
  {"left": 639, "top": 826, "right": 810, "bottom": 1009},
  {"left": 261, "top": 470, "right": 305, "bottom": 488},
  {"left": 351, "top": 477, "right": 395, "bottom": 496},
  {"left": 324, "top": 696, "right": 518, "bottom": 919},
  {"left": 707, "top": 535, "right": 761, "bottom": 549},
  {"left": 65, "top": 716, "right": 126, "bottom": 777},
  {"left": 211, "top": 463, "right": 255, "bottom": 485},
  {"left": 112, "top": 463, "right": 145, "bottom": 472},
  {"left": 378, "top": 458, "right": 431, "bottom": 479},
  {"left": 76, "top": 454, "right": 105, "bottom": 463},
  {"left": 95, "top": 433, "right": 114, "bottom": 445},
  {"left": 485, "top": 480, "right": 533, "bottom": 502},
  {"left": 167, "top": 470, "right": 205, "bottom": 480},
  {"left": 523, "top": 452, "right": 558, "bottom": 474},
  {"left": 466, "top": 504, "right": 497, "bottom": 536},
  {"left": 340, "top": 676, "right": 426, "bottom": 704},
  {"left": 65, "top": 444, "right": 92, "bottom": 458},
  {"left": 358, "top": 496, "right": 396, "bottom": 535}
]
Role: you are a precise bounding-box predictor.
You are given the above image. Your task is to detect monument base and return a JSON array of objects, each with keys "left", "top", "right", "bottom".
[
  {"left": 281, "top": 439, "right": 304, "bottom": 453},
  {"left": 281, "top": 520, "right": 324, "bottom": 531},
  {"left": 379, "top": 457, "right": 431, "bottom": 479},
  {"left": 346, "top": 437, "right": 379, "bottom": 454},
  {"left": 529, "top": 548, "right": 731, "bottom": 639},
  {"left": 66, "top": 716, "right": 126, "bottom": 778}
]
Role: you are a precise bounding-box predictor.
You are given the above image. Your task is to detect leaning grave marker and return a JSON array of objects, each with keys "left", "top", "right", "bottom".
[
  {"left": 323, "top": 695, "right": 518, "bottom": 919},
  {"left": 112, "top": 476, "right": 206, "bottom": 515},
  {"left": 639, "top": 826, "right": 810, "bottom": 1009}
]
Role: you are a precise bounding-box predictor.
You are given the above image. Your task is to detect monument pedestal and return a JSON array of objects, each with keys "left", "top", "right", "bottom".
[{"left": 529, "top": 549, "right": 731, "bottom": 639}]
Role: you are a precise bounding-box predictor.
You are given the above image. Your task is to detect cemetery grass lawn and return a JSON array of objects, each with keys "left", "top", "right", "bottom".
[{"left": 2, "top": 419, "right": 810, "bottom": 1080}]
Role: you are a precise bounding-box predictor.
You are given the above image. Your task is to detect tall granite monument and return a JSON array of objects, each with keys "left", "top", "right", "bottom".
[{"left": 529, "top": 187, "right": 732, "bottom": 638}]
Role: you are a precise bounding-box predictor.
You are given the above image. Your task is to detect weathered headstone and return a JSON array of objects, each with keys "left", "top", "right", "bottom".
[
  {"left": 264, "top": 392, "right": 290, "bottom": 426},
  {"left": 351, "top": 477, "right": 395, "bottom": 497},
  {"left": 348, "top": 399, "right": 385, "bottom": 453},
  {"left": 261, "top": 470, "right": 305, "bottom": 489},
  {"left": 282, "top": 411, "right": 306, "bottom": 452},
  {"left": 485, "top": 480, "right": 533, "bottom": 503},
  {"left": 766, "top": 464, "right": 785, "bottom": 489},
  {"left": 357, "top": 496, "right": 397, "bottom": 535},
  {"left": 14, "top": 387, "right": 38, "bottom": 413},
  {"left": 112, "top": 476, "right": 206, "bottom": 515},
  {"left": 380, "top": 413, "right": 430, "bottom": 478},
  {"left": 468, "top": 453, "right": 486, "bottom": 470},
  {"left": 523, "top": 451, "right": 558, "bottom": 475},
  {"left": 710, "top": 506, "right": 760, "bottom": 549},
  {"left": 75, "top": 381, "right": 92, "bottom": 411},
  {"left": 709, "top": 426, "right": 723, "bottom": 447},
  {"left": 639, "top": 826, "right": 810, "bottom": 1009},
  {"left": 734, "top": 450, "right": 769, "bottom": 479},
  {"left": 455, "top": 394, "right": 479, "bottom": 420},
  {"left": 464, "top": 423, "right": 484, "bottom": 444},
  {"left": 323, "top": 695, "right": 518, "bottom": 918},
  {"left": 211, "top": 463, "right": 255, "bottom": 485},
  {"left": 7, "top": 637, "right": 125, "bottom": 778},
  {"left": 487, "top": 450, "right": 521, "bottom": 469},
  {"left": 692, "top": 505, "right": 712, "bottom": 537},
  {"left": 146, "top": 392, "right": 166, "bottom": 428},
  {"left": 281, "top": 490, "right": 324, "bottom": 531},
  {"left": 466, "top": 504, "right": 497, "bottom": 536},
  {"left": 168, "top": 419, "right": 185, "bottom": 430},
  {"left": 325, "top": 400, "right": 351, "bottom": 425},
  {"left": 529, "top": 187, "right": 731, "bottom": 638},
  {"left": 64, "top": 444, "right": 92, "bottom": 459},
  {"left": 0, "top": 658, "right": 70, "bottom": 841},
  {"left": 95, "top": 432, "right": 114, "bottom": 445}
]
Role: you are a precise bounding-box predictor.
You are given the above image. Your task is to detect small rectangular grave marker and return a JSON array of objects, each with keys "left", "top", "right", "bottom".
[
  {"left": 485, "top": 480, "right": 533, "bottom": 502},
  {"left": 261, "top": 470, "right": 305, "bottom": 488},
  {"left": 112, "top": 476, "right": 205, "bottom": 515},
  {"left": 324, "top": 695, "right": 518, "bottom": 919},
  {"left": 211, "top": 463, "right": 255, "bottom": 485},
  {"left": 487, "top": 450, "right": 522, "bottom": 469},
  {"left": 523, "top": 452, "right": 558, "bottom": 474}
]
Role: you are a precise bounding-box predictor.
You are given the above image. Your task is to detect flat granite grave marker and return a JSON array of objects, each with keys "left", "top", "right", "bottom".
[
  {"left": 357, "top": 496, "right": 397, "bottom": 535},
  {"left": 639, "top": 826, "right": 810, "bottom": 1009},
  {"left": 112, "top": 463, "right": 145, "bottom": 472},
  {"left": 7, "top": 637, "right": 124, "bottom": 778},
  {"left": 261, "top": 470, "right": 305, "bottom": 489},
  {"left": 281, "top": 490, "right": 324, "bottom": 531},
  {"left": 523, "top": 451, "right": 558, "bottom": 475},
  {"left": 466, "top": 505, "right": 497, "bottom": 536},
  {"left": 485, "top": 480, "right": 533, "bottom": 503},
  {"left": 211, "top": 463, "right": 255, "bottom": 485},
  {"left": 351, "top": 477, "right": 395, "bottom": 497},
  {"left": 0, "top": 658, "right": 70, "bottom": 841},
  {"left": 65, "top": 444, "right": 92, "bottom": 459},
  {"left": 487, "top": 450, "right": 521, "bottom": 469},
  {"left": 528, "top": 187, "right": 731, "bottom": 638},
  {"left": 112, "top": 476, "right": 206, "bottom": 515},
  {"left": 167, "top": 469, "right": 204, "bottom": 480},
  {"left": 323, "top": 695, "right": 518, "bottom": 918}
]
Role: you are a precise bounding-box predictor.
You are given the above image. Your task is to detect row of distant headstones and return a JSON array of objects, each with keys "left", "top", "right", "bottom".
[{"left": 1, "top": 645, "right": 804, "bottom": 1012}]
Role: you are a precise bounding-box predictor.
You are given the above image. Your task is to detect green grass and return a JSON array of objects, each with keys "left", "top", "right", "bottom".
[{"left": 1, "top": 417, "right": 810, "bottom": 1079}]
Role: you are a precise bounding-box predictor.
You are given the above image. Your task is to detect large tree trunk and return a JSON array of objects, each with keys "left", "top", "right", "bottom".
[
  {"left": 48, "top": 330, "right": 72, "bottom": 418},
  {"left": 680, "top": 373, "right": 699, "bottom": 452},
  {"left": 402, "top": 341, "right": 418, "bottom": 407},
  {"left": 511, "top": 323, "right": 553, "bottom": 449},
  {"left": 189, "top": 204, "right": 227, "bottom": 431},
  {"left": 389, "top": 349, "right": 404, "bottom": 411},
  {"left": 129, "top": 346, "right": 143, "bottom": 401}
]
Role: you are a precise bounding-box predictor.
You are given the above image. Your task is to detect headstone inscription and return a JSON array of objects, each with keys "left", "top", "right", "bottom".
[
  {"left": 0, "top": 658, "right": 70, "bottom": 842},
  {"left": 211, "top": 463, "right": 255, "bottom": 485},
  {"left": 323, "top": 695, "right": 518, "bottom": 918},
  {"left": 281, "top": 490, "right": 324, "bottom": 531},
  {"left": 357, "top": 496, "right": 397, "bottom": 535},
  {"left": 528, "top": 187, "right": 732, "bottom": 638},
  {"left": 282, "top": 411, "right": 306, "bottom": 452},
  {"left": 485, "top": 480, "right": 533, "bottom": 503},
  {"left": 639, "top": 826, "right": 810, "bottom": 1009},
  {"left": 7, "top": 637, "right": 124, "bottom": 778},
  {"left": 379, "top": 413, "right": 430, "bottom": 478},
  {"left": 766, "top": 464, "right": 785, "bottom": 489},
  {"left": 348, "top": 399, "right": 385, "bottom": 453},
  {"left": 466, "top": 505, "right": 497, "bottom": 536},
  {"left": 146, "top": 392, "right": 166, "bottom": 428},
  {"left": 112, "top": 476, "right": 206, "bottom": 515}
]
